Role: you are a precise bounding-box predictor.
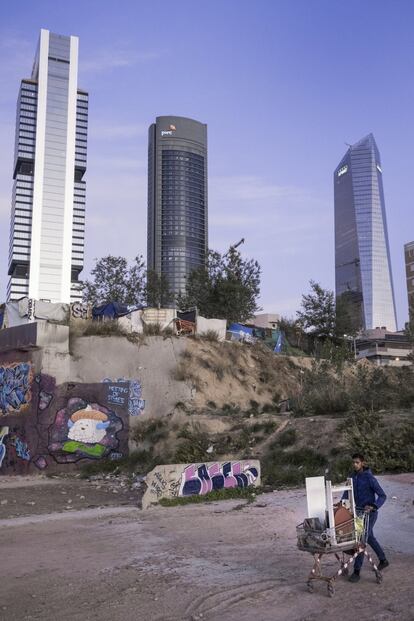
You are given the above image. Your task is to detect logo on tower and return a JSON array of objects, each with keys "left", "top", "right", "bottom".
[{"left": 161, "top": 124, "right": 177, "bottom": 137}]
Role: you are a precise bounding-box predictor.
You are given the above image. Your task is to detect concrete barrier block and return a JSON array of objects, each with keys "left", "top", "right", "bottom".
[{"left": 142, "top": 459, "right": 261, "bottom": 509}]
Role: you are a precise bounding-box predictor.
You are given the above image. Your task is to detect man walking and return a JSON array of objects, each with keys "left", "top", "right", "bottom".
[{"left": 347, "top": 453, "right": 389, "bottom": 583}]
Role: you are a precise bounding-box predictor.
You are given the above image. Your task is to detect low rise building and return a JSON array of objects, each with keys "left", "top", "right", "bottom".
[{"left": 356, "top": 328, "right": 412, "bottom": 366}]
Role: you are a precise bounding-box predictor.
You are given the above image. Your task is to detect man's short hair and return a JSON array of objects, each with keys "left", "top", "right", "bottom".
[{"left": 352, "top": 452, "right": 365, "bottom": 461}]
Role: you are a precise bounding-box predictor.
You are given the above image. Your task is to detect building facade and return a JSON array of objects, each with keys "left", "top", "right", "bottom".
[
  {"left": 147, "top": 116, "right": 208, "bottom": 303},
  {"left": 404, "top": 241, "right": 414, "bottom": 321},
  {"left": 334, "top": 133, "right": 397, "bottom": 332},
  {"left": 7, "top": 29, "right": 87, "bottom": 303}
]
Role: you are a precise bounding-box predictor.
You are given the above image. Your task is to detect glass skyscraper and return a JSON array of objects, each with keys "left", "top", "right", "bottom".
[
  {"left": 147, "top": 116, "right": 208, "bottom": 303},
  {"left": 7, "top": 29, "right": 88, "bottom": 303},
  {"left": 334, "top": 133, "right": 397, "bottom": 332}
]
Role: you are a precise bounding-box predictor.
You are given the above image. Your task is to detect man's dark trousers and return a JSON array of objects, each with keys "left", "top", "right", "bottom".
[{"left": 354, "top": 511, "right": 386, "bottom": 571}]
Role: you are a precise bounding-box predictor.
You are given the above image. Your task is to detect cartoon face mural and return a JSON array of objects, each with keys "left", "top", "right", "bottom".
[
  {"left": 48, "top": 398, "right": 123, "bottom": 463},
  {"left": 0, "top": 363, "right": 32, "bottom": 415},
  {"left": 67, "top": 405, "right": 109, "bottom": 444}
]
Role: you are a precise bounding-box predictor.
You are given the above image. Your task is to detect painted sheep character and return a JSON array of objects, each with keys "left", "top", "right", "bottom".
[{"left": 63, "top": 405, "right": 110, "bottom": 458}]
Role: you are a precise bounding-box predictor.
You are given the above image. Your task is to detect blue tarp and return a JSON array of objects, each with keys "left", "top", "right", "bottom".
[
  {"left": 274, "top": 330, "right": 285, "bottom": 353},
  {"left": 92, "top": 302, "right": 144, "bottom": 320},
  {"left": 228, "top": 323, "right": 254, "bottom": 336}
]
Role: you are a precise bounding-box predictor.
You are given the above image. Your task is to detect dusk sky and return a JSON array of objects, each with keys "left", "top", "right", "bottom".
[{"left": 1, "top": 1, "right": 413, "bottom": 326}]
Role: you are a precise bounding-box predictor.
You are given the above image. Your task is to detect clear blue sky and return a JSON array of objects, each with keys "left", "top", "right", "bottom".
[{"left": 1, "top": 0, "right": 413, "bottom": 326}]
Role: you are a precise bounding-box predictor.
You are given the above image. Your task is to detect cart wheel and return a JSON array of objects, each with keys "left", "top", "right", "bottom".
[
  {"left": 327, "top": 583, "right": 335, "bottom": 598},
  {"left": 375, "top": 570, "right": 383, "bottom": 584},
  {"left": 306, "top": 581, "right": 314, "bottom": 593}
]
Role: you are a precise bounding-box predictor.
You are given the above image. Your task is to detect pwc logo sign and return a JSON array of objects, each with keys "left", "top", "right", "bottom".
[{"left": 161, "top": 124, "right": 176, "bottom": 137}]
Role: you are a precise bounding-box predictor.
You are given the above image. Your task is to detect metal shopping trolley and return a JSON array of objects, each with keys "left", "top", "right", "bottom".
[{"left": 296, "top": 479, "right": 383, "bottom": 597}]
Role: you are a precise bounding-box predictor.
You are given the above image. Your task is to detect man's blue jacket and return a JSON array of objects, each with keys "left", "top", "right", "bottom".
[{"left": 347, "top": 468, "right": 387, "bottom": 511}]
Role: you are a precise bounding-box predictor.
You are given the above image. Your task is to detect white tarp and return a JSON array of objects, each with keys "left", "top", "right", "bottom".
[
  {"left": 3, "top": 298, "right": 69, "bottom": 327},
  {"left": 118, "top": 309, "right": 144, "bottom": 333}
]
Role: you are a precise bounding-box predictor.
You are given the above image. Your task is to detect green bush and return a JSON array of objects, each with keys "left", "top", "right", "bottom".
[
  {"left": 80, "top": 449, "right": 162, "bottom": 478},
  {"left": 132, "top": 418, "right": 169, "bottom": 444},
  {"left": 174, "top": 422, "right": 211, "bottom": 463},
  {"left": 277, "top": 428, "right": 297, "bottom": 447},
  {"left": 344, "top": 407, "right": 414, "bottom": 473},
  {"left": 262, "top": 446, "right": 327, "bottom": 487}
]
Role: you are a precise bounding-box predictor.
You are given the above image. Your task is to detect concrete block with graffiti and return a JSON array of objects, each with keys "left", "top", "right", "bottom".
[
  {"left": 142, "top": 460, "right": 261, "bottom": 509},
  {"left": 0, "top": 359, "right": 129, "bottom": 474}
]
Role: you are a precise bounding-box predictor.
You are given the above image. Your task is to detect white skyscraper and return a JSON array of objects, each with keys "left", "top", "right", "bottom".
[{"left": 7, "top": 29, "right": 88, "bottom": 303}]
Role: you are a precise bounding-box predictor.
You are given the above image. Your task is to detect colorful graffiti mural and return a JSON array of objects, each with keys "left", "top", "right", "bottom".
[
  {"left": 102, "top": 378, "right": 145, "bottom": 416},
  {"left": 0, "top": 426, "right": 9, "bottom": 467},
  {"left": 179, "top": 462, "right": 259, "bottom": 497},
  {"left": 48, "top": 398, "right": 123, "bottom": 463},
  {"left": 0, "top": 368, "right": 129, "bottom": 474},
  {"left": 0, "top": 363, "right": 32, "bottom": 415},
  {"left": 142, "top": 460, "right": 261, "bottom": 508},
  {"left": 11, "top": 435, "right": 30, "bottom": 461}
]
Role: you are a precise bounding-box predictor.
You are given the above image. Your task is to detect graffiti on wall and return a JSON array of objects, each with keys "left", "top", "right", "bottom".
[
  {"left": 11, "top": 435, "right": 30, "bottom": 461},
  {"left": 142, "top": 460, "right": 261, "bottom": 508},
  {"left": 0, "top": 363, "right": 32, "bottom": 415},
  {"left": 179, "top": 462, "right": 259, "bottom": 497},
  {"left": 48, "top": 398, "right": 123, "bottom": 463},
  {"left": 71, "top": 301, "right": 91, "bottom": 320},
  {"left": 103, "top": 378, "right": 145, "bottom": 416},
  {"left": 0, "top": 426, "right": 9, "bottom": 467}
]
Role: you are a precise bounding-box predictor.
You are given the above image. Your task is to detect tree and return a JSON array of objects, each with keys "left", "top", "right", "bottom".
[
  {"left": 146, "top": 270, "right": 173, "bottom": 308},
  {"left": 296, "top": 280, "right": 359, "bottom": 361},
  {"left": 296, "top": 281, "right": 336, "bottom": 340},
  {"left": 177, "top": 246, "right": 261, "bottom": 323},
  {"left": 82, "top": 255, "right": 146, "bottom": 306}
]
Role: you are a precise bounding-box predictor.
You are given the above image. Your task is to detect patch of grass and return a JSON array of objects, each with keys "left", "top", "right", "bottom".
[
  {"left": 174, "top": 422, "right": 211, "bottom": 462},
  {"left": 143, "top": 322, "right": 162, "bottom": 336},
  {"left": 200, "top": 330, "right": 219, "bottom": 342},
  {"left": 343, "top": 407, "right": 414, "bottom": 473},
  {"left": 262, "top": 446, "right": 327, "bottom": 488},
  {"left": 250, "top": 420, "right": 278, "bottom": 435},
  {"left": 219, "top": 403, "right": 241, "bottom": 416},
  {"left": 158, "top": 485, "right": 261, "bottom": 507},
  {"left": 82, "top": 320, "right": 127, "bottom": 337},
  {"left": 327, "top": 457, "right": 351, "bottom": 484},
  {"left": 132, "top": 418, "right": 169, "bottom": 444},
  {"left": 261, "top": 402, "right": 278, "bottom": 413},
  {"left": 207, "top": 400, "right": 217, "bottom": 409},
  {"left": 171, "top": 362, "right": 201, "bottom": 389},
  {"left": 80, "top": 449, "right": 162, "bottom": 478},
  {"left": 277, "top": 428, "right": 297, "bottom": 447}
]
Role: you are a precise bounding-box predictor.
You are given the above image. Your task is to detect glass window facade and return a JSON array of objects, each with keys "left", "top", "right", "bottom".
[
  {"left": 147, "top": 117, "right": 208, "bottom": 305},
  {"left": 7, "top": 30, "right": 87, "bottom": 303},
  {"left": 334, "top": 134, "right": 397, "bottom": 332}
]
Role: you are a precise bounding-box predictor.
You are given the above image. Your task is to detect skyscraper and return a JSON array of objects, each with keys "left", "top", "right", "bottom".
[
  {"left": 147, "top": 116, "right": 208, "bottom": 303},
  {"left": 7, "top": 29, "right": 88, "bottom": 303},
  {"left": 334, "top": 133, "right": 397, "bottom": 332}
]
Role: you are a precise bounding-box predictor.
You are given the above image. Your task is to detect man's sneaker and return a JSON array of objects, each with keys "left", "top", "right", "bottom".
[
  {"left": 377, "top": 559, "right": 389, "bottom": 571},
  {"left": 349, "top": 572, "right": 360, "bottom": 583}
]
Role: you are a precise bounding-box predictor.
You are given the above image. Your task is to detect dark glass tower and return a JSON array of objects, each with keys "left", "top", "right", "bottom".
[
  {"left": 147, "top": 116, "right": 208, "bottom": 303},
  {"left": 334, "top": 133, "right": 397, "bottom": 332}
]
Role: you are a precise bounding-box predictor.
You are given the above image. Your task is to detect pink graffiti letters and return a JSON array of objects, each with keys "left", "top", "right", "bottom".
[{"left": 179, "top": 461, "right": 259, "bottom": 497}]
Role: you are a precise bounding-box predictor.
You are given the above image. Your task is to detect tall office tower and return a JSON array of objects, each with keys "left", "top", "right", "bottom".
[
  {"left": 147, "top": 116, "right": 208, "bottom": 304},
  {"left": 334, "top": 133, "right": 397, "bottom": 332},
  {"left": 7, "top": 29, "right": 88, "bottom": 303},
  {"left": 404, "top": 241, "right": 414, "bottom": 320}
]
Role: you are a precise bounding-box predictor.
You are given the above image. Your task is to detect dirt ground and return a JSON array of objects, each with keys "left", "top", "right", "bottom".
[{"left": 0, "top": 473, "right": 413, "bottom": 621}]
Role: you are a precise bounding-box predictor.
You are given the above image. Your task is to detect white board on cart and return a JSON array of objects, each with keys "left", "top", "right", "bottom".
[{"left": 305, "top": 476, "right": 326, "bottom": 523}]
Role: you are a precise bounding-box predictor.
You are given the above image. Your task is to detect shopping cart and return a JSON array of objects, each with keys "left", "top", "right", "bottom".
[{"left": 296, "top": 509, "right": 383, "bottom": 597}]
